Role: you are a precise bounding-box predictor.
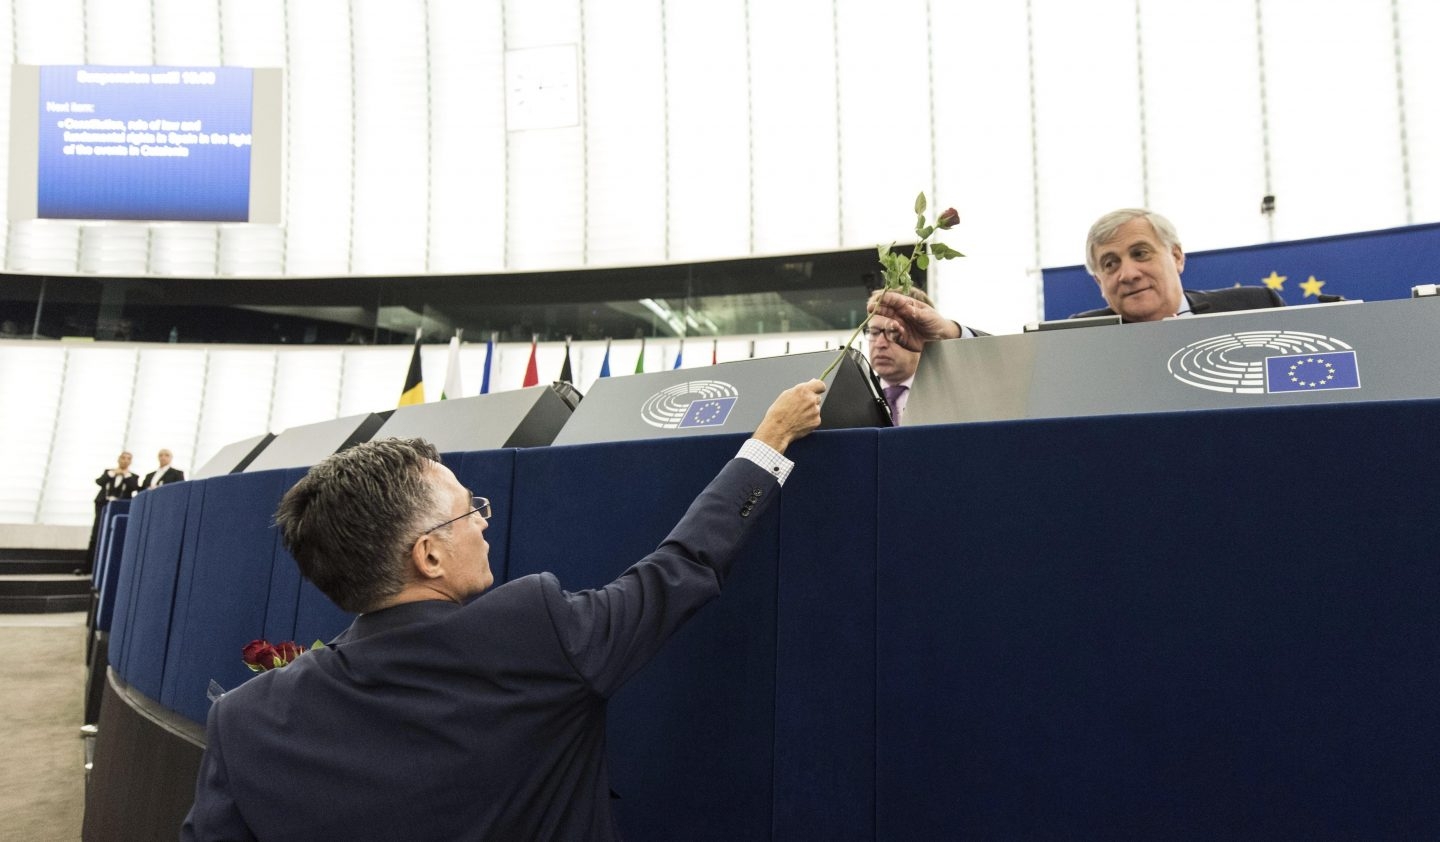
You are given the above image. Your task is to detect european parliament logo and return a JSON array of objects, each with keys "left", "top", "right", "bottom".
[
  {"left": 1168, "top": 330, "right": 1361, "bottom": 395},
  {"left": 678, "top": 397, "right": 738, "bottom": 428},
  {"left": 640, "top": 380, "right": 740, "bottom": 429},
  {"left": 1264, "top": 351, "right": 1361, "bottom": 393}
]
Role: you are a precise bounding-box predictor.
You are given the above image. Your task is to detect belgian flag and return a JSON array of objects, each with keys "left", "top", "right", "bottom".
[{"left": 398, "top": 331, "right": 424, "bottom": 406}]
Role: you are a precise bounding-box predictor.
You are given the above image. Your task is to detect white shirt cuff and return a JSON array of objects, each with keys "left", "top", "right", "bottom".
[{"left": 737, "top": 439, "right": 794, "bottom": 486}]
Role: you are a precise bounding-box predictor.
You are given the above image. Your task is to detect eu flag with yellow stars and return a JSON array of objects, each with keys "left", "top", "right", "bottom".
[
  {"left": 1264, "top": 351, "right": 1360, "bottom": 393},
  {"left": 678, "top": 397, "right": 738, "bottom": 428}
]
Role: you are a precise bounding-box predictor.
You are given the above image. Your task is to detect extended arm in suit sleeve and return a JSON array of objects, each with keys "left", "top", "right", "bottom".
[
  {"left": 182, "top": 702, "right": 259, "bottom": 842},
  {"left": 541, "top": 457, "right": 780, "bottom": 698}
]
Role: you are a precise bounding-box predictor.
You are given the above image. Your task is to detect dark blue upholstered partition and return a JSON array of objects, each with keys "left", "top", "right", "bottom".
[
  {"left": 772, "top": 427, "right": 879, "bottom": 841},
  {"left": 111, "top": 482, "right": 194, "bottom": 701},
  {"left": 257, "top": 467, "right": 310, "bottom": 647},
  {"left": 875, "top": 400, "right": 1440, "bottom": 839},
  {"left": 95, "top": 512, "right": 129, "bottom": 631},
  {"left": 110, "top": 397, "right": 1440, "bottom": 839},
  {"left": 511, "top": 434, "right": 780, "bottom": 842},
  {"left": 107, "top": 492, "right": 149, "bottom": 677},
  {"left": 92, "top": 500, "right": 130, "bottom": 588},
  {"left": 161, "top": 470, "right": 294, "bottom": 725},
  {"left": 95, "top": 512, "right": 129, "bottom": 630}
]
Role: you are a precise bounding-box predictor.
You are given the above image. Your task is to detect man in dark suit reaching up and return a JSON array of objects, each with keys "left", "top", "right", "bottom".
[
  {"left": 182, "top": 379, "right": 826, "bottom": 842},
  {"left": 141, "top": 448, "right": 185, "bottom": 491}
]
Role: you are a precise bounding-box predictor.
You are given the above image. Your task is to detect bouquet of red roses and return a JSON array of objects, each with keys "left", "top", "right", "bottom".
[{"left": 241, "top": 639, "right": 308, "bottom": 672}]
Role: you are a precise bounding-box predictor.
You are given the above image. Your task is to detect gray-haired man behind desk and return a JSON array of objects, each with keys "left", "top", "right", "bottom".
[
  {"left": 1073, "top": 208, "right": 1284, "bottom": 321},
  {"left": 868, "top": 208, "right": 1285, "bottom": 342}
]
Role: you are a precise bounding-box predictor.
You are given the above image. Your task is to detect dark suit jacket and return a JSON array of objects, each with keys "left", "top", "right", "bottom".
[
  {"left": 1070, "top": 286, "right": 1285, "bottom": 320},
  {"left": 182, "top": 456, "right": 780, "bottom": 842},
  {"left": 93, "top": 470, "right": 139, "bottom": 504},
  {"left": 142, "top": 467, "right": 185, "bottom": 490}
]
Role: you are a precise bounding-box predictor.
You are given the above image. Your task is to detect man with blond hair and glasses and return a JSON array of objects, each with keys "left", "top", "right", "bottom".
[{"left": 863, "top": 285, "right": 988, "bottom": 425}]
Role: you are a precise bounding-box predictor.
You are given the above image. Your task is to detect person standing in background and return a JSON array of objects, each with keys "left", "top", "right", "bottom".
[
  {"left": 86, "top": 452, "right": 139, "bottom": 574},
  {"left": 142, "top": 448, "right": 185, "bottom": 491}
]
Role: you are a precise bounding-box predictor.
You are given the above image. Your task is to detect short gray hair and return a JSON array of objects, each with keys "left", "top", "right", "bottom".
[
  {"left": 1085, "top": 209, "right": 1182, "bottom": 276},
  {"left": 275, "top": 437, "right": 443, "bottom": 613}
]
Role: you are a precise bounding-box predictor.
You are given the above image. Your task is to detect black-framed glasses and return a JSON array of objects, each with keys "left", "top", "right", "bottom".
[
  {"left": 421, "top": 496, "right": 491, "bottom": 536},
  {"left": 862, "top": 326, "right": 902, "bottom": 343}
]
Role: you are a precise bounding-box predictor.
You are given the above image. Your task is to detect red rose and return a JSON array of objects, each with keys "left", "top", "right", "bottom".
[
  {"left": 273, "top": 640, "right": 307, "bottom": 665},
  {"left": 936, "top": 208, "right": 960, "bottom": 230},
  {"left": 242, "top": 639, "right": 279, "bottom": 672}
]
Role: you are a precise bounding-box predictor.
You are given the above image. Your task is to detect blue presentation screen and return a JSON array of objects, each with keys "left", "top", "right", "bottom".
[{"left": 38, "top": 66, "right": 254, "bottom": 222}]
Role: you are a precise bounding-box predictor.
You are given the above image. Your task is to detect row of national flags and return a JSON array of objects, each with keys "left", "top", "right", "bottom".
[{"left": 398, "top": 333, "right": 720, "bottom": 407}]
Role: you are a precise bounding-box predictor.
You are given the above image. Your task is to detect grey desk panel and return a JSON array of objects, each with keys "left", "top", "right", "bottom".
[
  {"left": 242, "top": 412, "right": 387, "bottom": 472},
  {"left": 908, "top": 297, "right": 1440, "bottom": 424},
  {"left": 371, "top": 385, "right": 576, "bottom": 452},
  {"left": 192, "top": 432, "right": 275, "bottom": 479},
  {"left": 554, "top": 349, "right": 886, "bottom": 446}
]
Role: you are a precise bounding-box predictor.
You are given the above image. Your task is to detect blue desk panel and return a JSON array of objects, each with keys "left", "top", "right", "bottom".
[
  {"left": 114, "top": 482, "right": 193, "bottom": 701},
  {"left": 107, "top": 493, "right": 149, "bottom": 677},
  {"left": 513, "top": 434, "right": 779, "bottom": 842},
  {"left": 875, "top": 400, "right": 1440, "bottom": 839},
  {"left": 92, "top": 500, "right": 130, "bottom": 589},
  {"left": 161, "top": 470, "right": 294, "bottom": 725},
  {"left": 771, "top": 428, "right": 879, "bottom": 841},
  {"left": 94, "top": 512, "right": 129, "bottom": 631},
  {"left": 110, "top": 398, "right": 1440, "bottom": 839}
]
